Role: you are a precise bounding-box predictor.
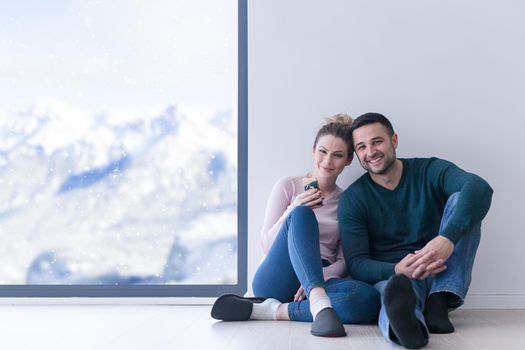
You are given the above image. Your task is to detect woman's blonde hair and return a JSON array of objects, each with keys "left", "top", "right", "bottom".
[{"left": 313, "top": 113, "right": 354, "bottom": 155}]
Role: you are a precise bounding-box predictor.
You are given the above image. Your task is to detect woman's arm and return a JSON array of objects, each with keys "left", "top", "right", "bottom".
[
  {"left": 322, "top": 243, "right": 346, "bottom": 280},
  {"left": 260, "top": 177, "right": 297, "bottom": 254}
]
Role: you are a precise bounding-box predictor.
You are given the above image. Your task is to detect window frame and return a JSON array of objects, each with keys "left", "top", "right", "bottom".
[{"left": 0, "top": 0, "right": 248, "bottom": 298}]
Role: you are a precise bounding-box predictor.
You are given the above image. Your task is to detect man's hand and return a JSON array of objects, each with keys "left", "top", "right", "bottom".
[
  {"left": 413, "top": 235, "right": 454, "bottom": 278},
  {"left": 397, "top": 236, "right": 454, "bottom": 279},
  {"left": 395, "top": 250, "right": 438, "bottom": 279},
  {"left": 414, "top": 235, "right": 454, "bottom": 266}
]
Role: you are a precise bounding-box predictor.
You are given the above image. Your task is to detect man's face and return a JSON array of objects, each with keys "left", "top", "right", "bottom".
[{"left": 352, "top": 122, "right": 398, "bottom": 175}]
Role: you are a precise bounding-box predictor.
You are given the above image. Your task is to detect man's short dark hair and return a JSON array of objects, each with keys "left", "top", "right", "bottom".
[{"left": 350, "top": 113, "right": 395, "bottom": 136}]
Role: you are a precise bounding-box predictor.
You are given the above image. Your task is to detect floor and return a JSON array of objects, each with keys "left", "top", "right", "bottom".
[{"left": 1, "top": 305, "right": 524, "bottom": 350}]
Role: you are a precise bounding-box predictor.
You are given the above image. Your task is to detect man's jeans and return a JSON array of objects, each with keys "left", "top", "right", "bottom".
[
  {"left": 253, "top": 205, "right": 380, "bottom": 323},
  {"left": 374, "top": 192, "right": 482, "bottom": 344}
]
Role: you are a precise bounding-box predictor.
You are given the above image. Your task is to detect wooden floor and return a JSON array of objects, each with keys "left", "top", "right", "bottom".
[{"left": 1, "top": 305, "right": 524, "bottom": 349}]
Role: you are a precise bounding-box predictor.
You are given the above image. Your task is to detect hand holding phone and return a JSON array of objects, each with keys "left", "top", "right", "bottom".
[
  {"left": 303, "top": 177, "right": 319, "bottom": 191},
  {"left": 297, "top": 177, "right": 323, "bottom": 208}
]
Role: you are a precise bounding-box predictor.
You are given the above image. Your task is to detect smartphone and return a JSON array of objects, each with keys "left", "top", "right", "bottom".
[
  {"left": 302, "top": 177, "right": 323, "bottom": 206},
  {"left": 303, "top": 177, "right": 319, "bottom": 191}
]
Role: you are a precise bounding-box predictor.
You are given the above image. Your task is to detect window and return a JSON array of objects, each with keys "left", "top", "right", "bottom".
[{"left": 0, "top": 0, "right": 247, "bottom": 297}]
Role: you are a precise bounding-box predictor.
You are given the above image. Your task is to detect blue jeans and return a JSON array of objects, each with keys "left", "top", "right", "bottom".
[
  {"left": 374, "top": 192, "right": 482, "bottom": 344},
  {"left": 252, "top": 205, "right": 380, "bottom": 323}
]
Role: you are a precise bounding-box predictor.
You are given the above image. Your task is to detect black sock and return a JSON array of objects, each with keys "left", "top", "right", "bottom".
[
  {"left": 424, "top": 292, "right": 455, "bottom": 334},
  {"left": 384, "top": 274, "right": 428, "bottom": 349}
]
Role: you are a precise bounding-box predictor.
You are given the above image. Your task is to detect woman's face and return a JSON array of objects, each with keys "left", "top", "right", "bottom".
[{"left": 312, "top": 135, "right": 352, "bottom": 182}]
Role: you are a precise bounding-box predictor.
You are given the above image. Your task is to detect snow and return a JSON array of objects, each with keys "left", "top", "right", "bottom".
[
  {"left": 0, "top": 0, "right": 238, "bottom": 286},
  {"left": 0, "top": 100, "right": 237, "bottom": 284}
]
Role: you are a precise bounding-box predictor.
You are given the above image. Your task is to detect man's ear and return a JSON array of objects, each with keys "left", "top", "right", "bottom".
[{"left": 392, "top": 133, "right": 398, "bottom": 149}]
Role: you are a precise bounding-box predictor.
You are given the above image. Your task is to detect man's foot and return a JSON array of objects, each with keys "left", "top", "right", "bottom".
[
  {"left": 211, "top": 294, "right": 265, "bottom": 321},
  {"left": 310, "top": 308, "right": 347, "bottom": 337},
  {"left": 384, "top": 274, "right": 428, "bottom": 349},
  {"left": 424, "top": 292, "right": 455, "bottom": 334}
]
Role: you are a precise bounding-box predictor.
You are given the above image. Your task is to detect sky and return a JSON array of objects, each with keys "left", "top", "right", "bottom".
[{"left": 0, "top": 0, "right": 237, "bottom": 112}]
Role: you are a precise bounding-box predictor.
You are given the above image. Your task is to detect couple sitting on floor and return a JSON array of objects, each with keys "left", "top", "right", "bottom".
[{"left": 211, "top": 113, "right": 493, "bottom": 349}]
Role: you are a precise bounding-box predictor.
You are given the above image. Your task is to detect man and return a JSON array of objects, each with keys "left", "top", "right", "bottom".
[{"left": 339, "top": 113, "right": 493, "bottom": 349}]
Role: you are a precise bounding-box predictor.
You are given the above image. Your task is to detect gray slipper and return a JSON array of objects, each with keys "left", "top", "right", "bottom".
[
  {"left": 310, "top": 308, "right": 347, "bottom": 337},
  {"left": 211, "top": 294, "right": 266, "bottom": 321}
]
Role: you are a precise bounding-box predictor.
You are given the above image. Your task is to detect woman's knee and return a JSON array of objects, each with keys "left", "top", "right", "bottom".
[
  {"left": 287, "top": 206, "right": 319, "bottom": 241},
  {"left": 289, "top": 205, "right": 317, "bottom": 224},
  {"left": 252, "top": 271, "right": 275, "bottom": 299},
  {"left": 252, "top": 274, "right": 294, "bottom": 303}
]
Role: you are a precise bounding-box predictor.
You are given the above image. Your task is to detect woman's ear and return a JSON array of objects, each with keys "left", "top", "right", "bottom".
[{"left": 346, "top": 153, "right": 353, "bottom": 166}]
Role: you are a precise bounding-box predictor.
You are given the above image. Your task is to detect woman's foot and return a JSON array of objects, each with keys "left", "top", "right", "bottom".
[
  {"left": 211, "top": 294, "right": 280, "bottom": 321},
  {"left": 310, "top": 308, "right": 346, "bottom": 337},
  {"left": 211, "top": 294, "right": 265, "bottom": 321}
]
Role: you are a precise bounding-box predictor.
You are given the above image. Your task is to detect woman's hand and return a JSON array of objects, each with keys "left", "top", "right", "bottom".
[
  {"left": 293, "top": 189, "right": 323, "bottom": 209},
  {"left": 294, "top": 286, "right": 306, "bottom": 302}
]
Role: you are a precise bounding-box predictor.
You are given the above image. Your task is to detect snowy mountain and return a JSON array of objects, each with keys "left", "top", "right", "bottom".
[{"left": 0, "top": 99, "right": 238, "bottom": 285}]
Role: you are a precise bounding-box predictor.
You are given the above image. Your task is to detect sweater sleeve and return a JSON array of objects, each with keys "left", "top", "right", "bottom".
[
  {"left": 260, "top": 177, "right": 298, "bottom": 254},
  {"left": 338, "top": 190, "right": 395, "bottom": 284},
  {"left": 430, "top": 159, "right": 494, "bottom": 243}
]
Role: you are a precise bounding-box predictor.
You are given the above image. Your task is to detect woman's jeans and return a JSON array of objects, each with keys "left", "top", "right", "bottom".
[
  {"left": 252, "top": 205, "right": 380, "bottom": 323},
  {"left": 374, "top": 192, "right": 482, "bottom": 344}
]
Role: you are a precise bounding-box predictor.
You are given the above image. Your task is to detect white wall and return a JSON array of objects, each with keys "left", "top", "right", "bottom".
[{"left": 248, "top": 0, "right": 525, "bottom": 308}]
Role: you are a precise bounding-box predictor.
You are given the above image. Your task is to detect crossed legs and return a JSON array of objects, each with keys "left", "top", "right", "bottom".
[{"left": 374, "top": 193, "right": 482, "bottom": 348}]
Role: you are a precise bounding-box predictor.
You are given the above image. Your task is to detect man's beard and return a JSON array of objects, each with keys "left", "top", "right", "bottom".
[{"left": 360, "top": 152, "right": 396, "bottom": 175}]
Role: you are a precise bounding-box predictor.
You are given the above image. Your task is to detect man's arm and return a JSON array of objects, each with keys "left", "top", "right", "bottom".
[
  {"left": 338, "top": 191, "right": 395, "bottom": 284},
  {"left": 407, "top": 159, "right": 493, "bottom": 276},
  {"left": 432, "top": 158, "right": 493, "bottom": 243}
]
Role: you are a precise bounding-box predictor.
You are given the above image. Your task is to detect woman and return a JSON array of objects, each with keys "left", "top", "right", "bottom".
[{"left": 211, "top": 114, "right": 380, "bottom": 337}]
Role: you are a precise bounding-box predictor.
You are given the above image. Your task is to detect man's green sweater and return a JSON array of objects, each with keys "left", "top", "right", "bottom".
[{"left": 338, "top": 157, "right": 493, "bottom": 284}]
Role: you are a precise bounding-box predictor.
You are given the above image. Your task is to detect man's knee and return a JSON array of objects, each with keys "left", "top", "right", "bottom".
[
  {"left": 443, "top": 192, "right": 460, "bottom": 218},
  {"left": 374, "top": 280, "right": 388, "bottom": 295},
  {"left": 334, "top": 281, "right": 381, "bottom": 324}
]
